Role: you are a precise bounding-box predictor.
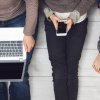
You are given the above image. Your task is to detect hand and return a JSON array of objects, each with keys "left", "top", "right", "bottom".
[
  {"left": 49, "top": 14, "right": 60, "bottom": 30},
  {"left": 93, "top": 53, "right": 100, "bottom": 73},
  {"left": 64, "top": 18, "right": 74, "bottom": 32},
  {"left": 23, "top": 35, "right": 35, "bottom": 52}
]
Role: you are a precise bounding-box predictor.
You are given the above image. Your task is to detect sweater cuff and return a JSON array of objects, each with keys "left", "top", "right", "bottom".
[
  {"left": 44, "top": 7, "right": 54, "bottom": 19},
  {"left": 68, "top": 10, "right": 80, "bottom": 24},
  {"left": 97, "top": 38, "right": 100, "bottom": 53},
  {"left": 23, "top": 28, "right": 35, "bottom": 36}
]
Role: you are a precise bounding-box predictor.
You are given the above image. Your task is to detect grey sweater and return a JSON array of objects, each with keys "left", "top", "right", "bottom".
[
  {"left": 0, "top": 0, "right": 38, "bottom": 36},
  {"left": 43, "top": 0, "right": 95, "bottom": 23},
  {"left": 0, "top": 0, "right": 95, "bottom": 35},
  {"left": 44, "top": 0, "right": 95, "bottom": 15}
]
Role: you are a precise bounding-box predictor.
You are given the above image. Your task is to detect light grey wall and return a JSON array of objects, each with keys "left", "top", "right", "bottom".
[{"left": 29, "top": 6, "right": 100, "bottom": 100}]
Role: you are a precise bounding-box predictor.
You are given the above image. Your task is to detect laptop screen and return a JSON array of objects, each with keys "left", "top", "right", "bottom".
[{"left": 0, "top": 62, "right": 24, "bottom": 80}]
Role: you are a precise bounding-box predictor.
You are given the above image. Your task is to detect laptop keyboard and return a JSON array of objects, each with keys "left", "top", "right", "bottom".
[{"left": 0, "top": 41, "right": 23, "bottom": 57}]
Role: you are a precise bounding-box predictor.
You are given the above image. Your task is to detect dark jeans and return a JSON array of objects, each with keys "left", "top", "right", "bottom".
[
  {"left": 97, "top": 0, "right": 100, "bottom": 4},
  {"left": 97, "top": 0, "right": 100, "bottom": 8},
  {"left": 0, "top": 12, "right": 38, "bottom": 100},
  {"left": 45, "top": 18, "right": 88, "bottom": 100}
]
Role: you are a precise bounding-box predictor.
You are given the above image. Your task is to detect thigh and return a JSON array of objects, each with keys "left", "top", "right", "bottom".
[
  {"left": 9, "top": 80, "right": 30, "bottom": 100},
  {"left": 66, "top": 18, "right": 88, "bottom": 72},
  {"left": 0, "top": 82, "right": 8, "bottom": 100},
  {"left": 0, "top": 82, "right": 7, "bottom": 91},
  {"left": 45, "top": 19, "right": 66, "bottom": 59},
  {"left": 45, "top": 19, "right": 67, "bottom": 79}
]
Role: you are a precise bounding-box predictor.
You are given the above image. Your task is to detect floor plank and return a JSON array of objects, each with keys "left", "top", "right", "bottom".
[{"left": 29, "top": 77, "right": 100, "bottom": 100}]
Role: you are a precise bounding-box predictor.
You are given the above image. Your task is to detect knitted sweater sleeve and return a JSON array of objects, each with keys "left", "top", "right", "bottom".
[{"left": 24, "top": 0, "right": 38, "bottom": 36}]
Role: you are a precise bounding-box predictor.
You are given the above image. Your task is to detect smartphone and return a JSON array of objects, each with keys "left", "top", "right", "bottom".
[{"left": 56, "top": 21, "right": 67, "bottom": 36}]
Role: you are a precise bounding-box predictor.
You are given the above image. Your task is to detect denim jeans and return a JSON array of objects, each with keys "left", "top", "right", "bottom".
[
  {"left": 97, "top": 0, "right": 100, "bottom": 8},
  {"left": 97, "top": 0, "right": 100, "bottom": 4},
  {"left": 45, "top": 18, "right": 88, "bottom": 100},
  {"left": 0, "top": 12, "right": 38, "bottom": 100}
]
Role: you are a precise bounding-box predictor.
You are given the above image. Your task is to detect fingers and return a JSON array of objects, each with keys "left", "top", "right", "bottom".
[
  {"left": 23, "top": 36, "right": 35, "bottom": 52},
  {"left": 54, "top": 17, "right": 60, "bottom": 30},
  {"left": 27, "top": 45, "right": 33, "bottom": 52},
  {"left": 94, "top": 68, "right": 100, "bottom": 73},
  {"left": 49, "top": 15, "right": 60, "bottom": 30},
  {"left": 65, "top": 18, "right": 73, "bottom": 32},
  {"left": 53, "top": 20, "right": 58, "bottom": 30},
  {"left": 50, "top": 15, "right": 73, "bottom": 31},
  {"left": 93, "top": 63, "right": 100, "bottom": 74},
  {"left": 53, "top": 17, "right": 60, "bottom": 30},
  {"left": 92, "top": 54, "right": 100, "bottom": 74},
  {"left": 66, "top": 23, "right": 72, "bottom": 32},
  {"left": 27, "top": 41, "right": 35, "bottom": 52}
]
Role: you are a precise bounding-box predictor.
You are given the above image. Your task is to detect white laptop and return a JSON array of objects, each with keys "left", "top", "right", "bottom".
[{"left": 0, "top": 27, "right": 26, "bottom": 82}]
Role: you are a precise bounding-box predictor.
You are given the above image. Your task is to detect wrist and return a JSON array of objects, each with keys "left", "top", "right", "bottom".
[
  {"left": 68, "top": 10, "right": 80, "bottom": 24},
  {"left": 67, "top": 17, "right": 74, "bottom": 24},
  {"left": 24, "top": 34, "right": 33, "bottom": 37},
  {"left": 44, "top": 7, "right": 54, "bottom": 19},
  {"left": 49, "top": 14, "right": 55, "bottom": 20}
]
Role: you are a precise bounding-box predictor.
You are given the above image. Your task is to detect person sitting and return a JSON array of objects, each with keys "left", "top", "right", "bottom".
[{"left": 0, "top": 0, "right": 38, "bottom": 100}]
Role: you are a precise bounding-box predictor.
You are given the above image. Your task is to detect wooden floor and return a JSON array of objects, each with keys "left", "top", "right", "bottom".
[{"left": 28, "top": 6, "right": 100, "bottom": 100}]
